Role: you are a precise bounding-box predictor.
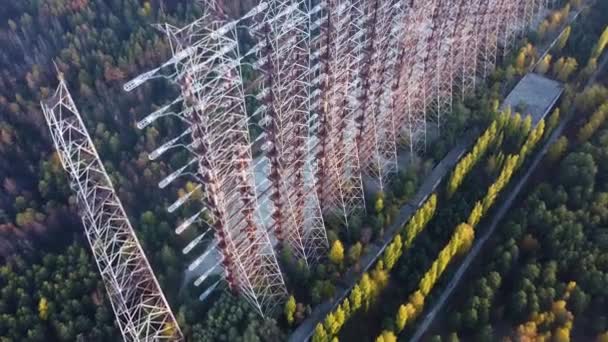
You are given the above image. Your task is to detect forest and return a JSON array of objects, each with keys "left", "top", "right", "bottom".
[
  {"left": 422, "top": 1, "right": 608, "bottom": 341},
  {"left": 0, "top": 0, "right": 606, "bottom": 341},
  {"left": 0, "top": 1, "right": 233, "bottom": 340},
  {"left": 427, "top": 79, "right": 608, "bottom": 342}
]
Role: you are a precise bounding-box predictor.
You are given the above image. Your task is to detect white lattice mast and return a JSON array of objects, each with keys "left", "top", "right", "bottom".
[
  {"left": 431, "top": 0, "right": 462, "bottom": 132},
  {"left": 499, "top": 0, "right": 549, "bottom": 63},
  {"left": 499, "top": 0, "right": 521, "bottom": 58},
  {"left": 41, "top": 75, "right": 183, "bottom": 342},
  {"left": 478, "top": 0, "right": 502, "bottom": 82},
  {"left": 520, "top": 0, "right": 537, "bottom": 38},
  {"left": 124, "top": 4, "right": 288, "bottom": 317},
  {"left": 373, "top": 0, "right": 401, "bottom": 184},
  {"left": 340, "top": 0, "right": 367, "bottom": 221},
  {"left": 382, "top": 1, "right": 407, "bottom": 171},
  {"left": 393, "top": 2, "right": 419, "bottom": 155},
  {"left": 387, "top": 2, "right": 409, "bottom": 151},
  {"left": 354, "top": 0, "right": 382, "bottom": 186},
  {"left": 301, "top": 0, "right": 331, "bottom": 263},
  {"left": 313, "top": 0, "right": 365, "bottom": 228},
  {"left": 419, "top": 0, "right": 445, "bottom": 132},
  {"left": 394, "top": 1, "right": 434, "bottom": 155},
  {"left": 249, "top": 0, "right": 328, "bottom": 265},
  {"left": 531, "top": 0, "right": 546, "bottom": 26},
  {"left": 451, "top": 0, "right": 474, "bottom": 99},
  {"left": 354, "top": 0, "right": 399, "bottom": 192},
  {"left": 462, "top": 0, "right": 486, "bottom": 96}
]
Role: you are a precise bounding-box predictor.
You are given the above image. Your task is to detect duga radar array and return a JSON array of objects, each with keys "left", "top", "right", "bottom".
[{"left": 41, "top": 0, "right": 555, "bottom": 340}]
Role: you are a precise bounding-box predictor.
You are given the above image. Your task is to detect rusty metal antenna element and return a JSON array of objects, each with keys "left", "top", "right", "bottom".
[
  {"left": 427, "top": 0, "right": 458, "bottom": 134},
  {"left": 41, "top": 0, "right": 558, "bottom": 331},
  {"left": 393, "top": 1, "right": 433, "bottom": 156},
  {"left": 41, "top": 75, "right": 183, "bottom": 341},
  {"left": 124, "top": 3, "right": 288, "bottom": 317},
  {"left": 248, "top": 0, "right": 329, "bottom": 266},
  {"left": 311, "top": 0, "right": 366, "bottom": 228},
  {"left": 353, "top": 0, "right": 401, "bottom": 193},
  {"left": 499, "top": 0, "right": 521, "bottom": 58},
  {"left": 478, "top": 0, "right": 502, "bottom": 82}
]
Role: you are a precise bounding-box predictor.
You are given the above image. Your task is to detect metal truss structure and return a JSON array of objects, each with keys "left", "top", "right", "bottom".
[
  {"left": 124, "top": 4, "right": 288, "bottom": 317},
  {"left": 394, "top": 1, "right": 434, "bottom": 155},
  {"left": 353, "top": 0, "right": 401, "bottom": 192},
  {"left": 312, "top": 0, "right": 553, "bottom": 207},
  {"left": 114, "top": 0, "right": 555, "bottom": 321},
  {"left": 248, "top": 0, "right": 329, "bottom": 266},
  {"left": 310, "top": 0, "right": 367, "bottom": 227},
  {"left": 427, "top": 0, "right": 457, "bottom": 133},
  {"left": 41, "top": 75, "right": 183, "bottom": 341}
]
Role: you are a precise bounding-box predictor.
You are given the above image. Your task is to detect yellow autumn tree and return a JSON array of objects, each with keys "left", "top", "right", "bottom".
[
  {"left": 538, "top": 19, "right": 550, "bottom": 39},
  {"left": 162, "top": 322, "right": 179, "bottom": 338},
  {"left": 38, "top": 297, "right": 49, "bottom": 320},
  {"left": 536, "top": 54, "right": 552, "bottom": 74},
  {"left": 467, "top": 201, "right": 484, "bottom": 228},
  {"left": 329, "top": 240, "right": 345, "bottom": 266},
  {"left": 333, "top": 306, "right": 346, "bottom": 335},
  {"left": 396, "top": 304, "right": 409, "bottom": 332},
  {"left": 447, "top": 119, "right": 500, "bottom": 197},
  {"left": 383, "top": 235, "right": 403, "bottom": 270},
  {"left": 285, "top": 295, "right": 296, "bottom": 325},
  {"left": 375, "top": 330, "right": 397, "bottom": 342},
  {"left": 552, "top": 56, "right": 578, "bottom": 81},
  {"left": 578, "top": 103, "right": 608, "bottom": 143},
  {"left": 359, "top": 273, "right": 377, "bottom": 309},
  {"left": 404, "top": 194, "right": 437, "bottom": 245},
  {"left": 341, "top": 298, "right": 351, "bottom": 318},
  {"left": 547, "top": 136, "right": 568, "bottom": 163},
  {"left": 396, "top": 303, "right": 417, "bottom": 332},
  {"left": 375, "top": 192, "right": 385, "bottom": 214},
  {"left": 455, "top": 223, "right": 475, "bottom": 255},
  {"left": 313, "top": 323, "right": 328, "bottom": 342},
  {"left": 546, "top": 108, "right": 560, "bottom": 135},
  {"left": 591, "top": 26, "right": 608, "bottom": 59},
  {"left": 516, "top": 50, "right": 527, "bottom": 73},
  {"left": 596, "top": 331, "right": 608, "bottom": 342},
  {"left": 556, "top": 26, "right": 571, "bottom": 51},
  {"left": 324, "top": 312, "right": 338, "bottom": 336},
  {"left": 554, "top": 327, "right": 571, "bottom": 342},
  {"left": 350, "top": 284, "right": 363, "bottom": 311},
  {"left": 410, "top": 290, "right": 425, "bottom": 314}
]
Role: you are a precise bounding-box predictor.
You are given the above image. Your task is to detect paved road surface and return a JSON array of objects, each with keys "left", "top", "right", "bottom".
[
  {"left": 288, "top": 133, "right": 476, "bottom": 342},
  {"left": 409, "top": 51, "right": 608, "bottom": 342}
]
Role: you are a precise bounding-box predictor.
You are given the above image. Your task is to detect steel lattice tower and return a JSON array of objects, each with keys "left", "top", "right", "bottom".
[
  {"left": 41, "top": 75, "right": 183, "bottom": 342},
  {"left": 124, "top": 4, "right": 288, "bottom": 317},
  {"left": 499, "top": 0, "right": 521, "bottom": 58},
  {"left": 419, "top": 0, "right": 444, "bottom": 132},
  {"left": 428, "top": 0, "right": 458, "bottom": 132},
  {"left": 113, "top": 0, "right": 553, "bottom": 321},
  {"left": 478, "top": 0, "right": 501, "bottom": 82},
  {"left": 520, "top": 0, "right": 544, "bottom": 39},
  {"left": 393, "top": 1, "right": 433, "bottom": 155},
  {"left": 462, "top": 0, "right": 488, "bottom": 95},
  {"left": 249, "top": 0, "right": 329, "bottom": 266},
  {"left": 312, "top": 0, "right": 366, "bottom": 228},
  {"left": 354, "top": 0, "right": 400, "bottom": 192}
]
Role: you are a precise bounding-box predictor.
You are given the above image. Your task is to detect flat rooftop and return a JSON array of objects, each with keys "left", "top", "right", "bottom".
[{"left": 501, "top": 73, "right": 564, "bottom": 125}]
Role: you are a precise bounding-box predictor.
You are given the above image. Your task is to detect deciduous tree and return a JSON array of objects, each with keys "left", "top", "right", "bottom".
[
  {"left": 329, "top": 240, "right": 345, "bottom": 266},
  {"left": 285, "top": 295, "right": 296, "bottom": 325}
]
